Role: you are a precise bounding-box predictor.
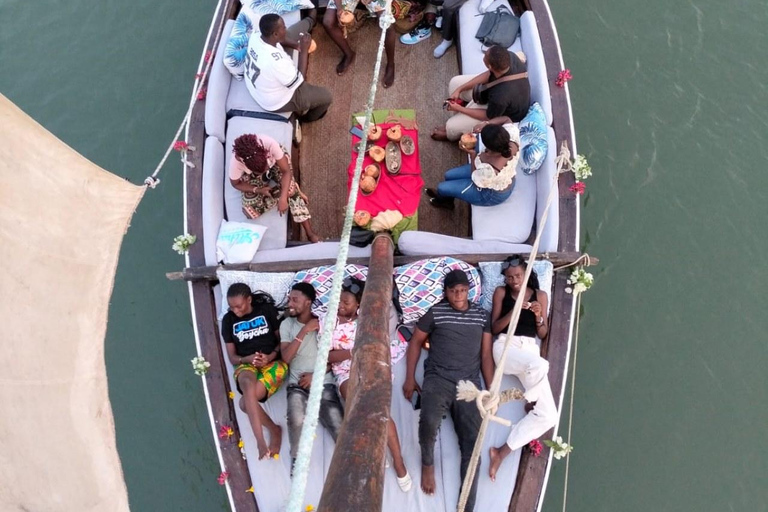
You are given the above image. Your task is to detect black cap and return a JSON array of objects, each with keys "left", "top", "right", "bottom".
[{"left": 443, "top": 269, "right": 470, "bottom": 289}]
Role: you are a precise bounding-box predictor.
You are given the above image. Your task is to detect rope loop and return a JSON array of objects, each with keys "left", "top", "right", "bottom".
[
  {"left": 143, "top": 176, "right": 160, "bottom": 189},
  {"left": 475, "top": 389, "right": 500, "bottom": 419}
]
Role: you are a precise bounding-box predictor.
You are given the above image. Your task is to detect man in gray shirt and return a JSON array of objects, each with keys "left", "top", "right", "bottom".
[
  {"left": 280, "top": 282, "right": 344, "bottom": 465},
  {"left": 402, "top": 269, "right": 494, "bottom": 511}
]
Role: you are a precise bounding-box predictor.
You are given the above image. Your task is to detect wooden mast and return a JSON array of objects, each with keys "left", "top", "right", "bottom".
[{"left": 317, "top": 234, "right": 395, "bottom": 512}]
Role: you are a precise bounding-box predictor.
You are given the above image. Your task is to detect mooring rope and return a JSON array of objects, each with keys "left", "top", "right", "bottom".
[
  {"left": 456, "top": 142, "right": 573, "bottom": 512},
  {"left": 560, "top": 291, "right": 581, "bottom": 512},
  {"left": 284, "top": 6, "right": 395, "bottom": 512},
  {"left": 142, "top": 3, "right": 228, "bottom": 189},
  {"left": 553, "top": 252, "right": 592, "bottom": 272}
]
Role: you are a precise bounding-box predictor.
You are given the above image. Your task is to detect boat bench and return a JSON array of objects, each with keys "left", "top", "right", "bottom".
[{"left": 399, "top": 4, "right": 559, "bottom": 257}]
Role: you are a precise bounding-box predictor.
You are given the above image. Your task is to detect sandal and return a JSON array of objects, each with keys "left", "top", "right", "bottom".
[{"left": 396, "top": 472, "right": 413, "bottom": 492}]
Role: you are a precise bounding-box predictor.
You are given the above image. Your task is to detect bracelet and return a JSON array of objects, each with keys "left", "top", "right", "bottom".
[
  {"left": 294, "top": 336, "right": 304, "bottom": 343},
  {"left": 536, "top": 317, "right": 545, "bottom": 326}
]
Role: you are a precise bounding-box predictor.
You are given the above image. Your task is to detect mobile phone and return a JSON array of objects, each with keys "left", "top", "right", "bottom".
[
  {"left": 410, "top": 390, "right": 421, "bottom": 410},
  {"left": 349, "top": 125, "right": 365, "bottom": 139}
]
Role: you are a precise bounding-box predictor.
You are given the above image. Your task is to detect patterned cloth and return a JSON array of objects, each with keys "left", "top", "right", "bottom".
[
  {"left": 328, "top": 318, "right": 408, "bottom": 385},
  {"left": 477, "top": 260, "right": 554, "bottom": 313},
  {"left": 327, "top": 0, "right": 390, "bottom": 14},
  {"left": 394, "top": 257, "right": 482, "bottom": 325},
  {"left": 233, "top": 360, "right": 288, "bottom": 399},
  {"left": 292, "top": 264, "right": 369, "bottom": 315}
]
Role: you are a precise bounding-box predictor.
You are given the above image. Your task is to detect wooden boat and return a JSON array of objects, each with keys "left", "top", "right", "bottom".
[{"left": 175, "top": 0, "right": 584, "bottom": 510}]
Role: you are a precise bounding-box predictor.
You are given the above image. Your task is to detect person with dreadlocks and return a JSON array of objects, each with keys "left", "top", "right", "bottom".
[
  {"left": 230, "top": 133, "right": 320, "bottom": 242},
  {"left": 487, "top": 255, "right": 558, "bottom": 482}
]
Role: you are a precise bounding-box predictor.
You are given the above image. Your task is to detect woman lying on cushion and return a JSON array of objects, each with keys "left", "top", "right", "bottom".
[
  {"left": 230, "top": 133, "right": 321, "bottom": 242},
  {"left": 325, "top": 277, "right": 413, "bottom": 492},
  {"left": 425, "top": 122, "right": 520, "bottom": 209}
]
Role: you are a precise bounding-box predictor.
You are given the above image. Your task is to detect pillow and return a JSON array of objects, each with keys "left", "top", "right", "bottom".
[
  {"left": 478, "top": 260, "right": 554, "bottom": 313},
  {"left": 215, "top": 219, "right": 268, "bottom": 264},
  {"left": 216, "top": 270, "right": 296, "bottom": 318},
  {"left": 394, "top": 257, "right": 482, "bottom": 325},
  {"left": 246, "top": 0, "right": 315, "bottom": 16},
  {"left": 519, "top": 102, "right": 548, "bottom": 175},
  {"left": 292, "top": 264, "right": 369, "bottom": 315},
  {"left": 223, "top": 10, "right": 255, "bottom": 79}
]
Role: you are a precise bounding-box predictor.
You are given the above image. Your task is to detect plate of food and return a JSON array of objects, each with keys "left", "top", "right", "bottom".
[
  {"left": 399, "top": 135, "right": 415, "bottom": 156},
  {"left": 385, "top": 141, "right": 402, "bottom": 174},
  {"left": 360, "top": 163, "right": 380, "bottom": 195}
]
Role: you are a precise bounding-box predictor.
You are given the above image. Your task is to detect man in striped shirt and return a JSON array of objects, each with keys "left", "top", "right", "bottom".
[{"left": 403, "top": 269, "right": 494, "bottom": 510}]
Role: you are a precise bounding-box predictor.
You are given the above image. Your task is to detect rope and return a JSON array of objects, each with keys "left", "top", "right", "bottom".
[
  {"left": 456, "top": 141, "right": 572, "bottom": 512},
  {"left": 553, "top": 253, "right": 592, "bottom": 272},
  {"left": 560, "top": 291, "right": 581, "bottom": 512},
  {"left": 285, "top": 6, "right": 395, "bottom": 512},
  {"left": 142, "top": 4, "right": 229, "bottom": 189}
]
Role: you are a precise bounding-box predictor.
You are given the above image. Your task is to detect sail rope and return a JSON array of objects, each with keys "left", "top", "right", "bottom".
[
  {"left": 142, "top": 3, "right": 228, "bottom": 189},
  {"left": 456, "top": 142, "right": 573, "bottom": 512},
  {"left": 560, "top": 291, "right": 581, "bottom": 512},
  {"left": 284, "top": 6, "right": 395, "bottom": 512}
]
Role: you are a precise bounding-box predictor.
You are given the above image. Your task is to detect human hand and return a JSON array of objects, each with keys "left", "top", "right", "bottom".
[
  {"left": 253, "top": 186, "right": 273, "bottom": 196},
  {"left": 402, "top": 377, "right": 421, "bottom": 401},
  {"left": 298, "top": 33, "right": 311, "bottom": 52},
  {"left": 250, "top": 353, "right": 266, "bottom": 366},
  {"left": 278, "top": 197, "right": 289, "bottom": 215},
  {"left": 529, "top": 301, "right": 543, "bottom": 318},
  {"left": 445, "top": 101, "right": 462, "bottom": 113},
  {"left": 472, "top": 121, "right": 488, "bottom": 134},
  {"left": 298, "top": 372, "right": 313, "bottom": 389},
  {"left": 449, "top": 88, "right": 462, "bottom": 101}
]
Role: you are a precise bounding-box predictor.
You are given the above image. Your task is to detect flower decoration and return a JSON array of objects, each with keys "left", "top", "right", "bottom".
[
  {"left": 204, "top": 50, "right": 212, "bottom": 62},
  {"left": 273, "top": 453, "right": 279, "bottom": 460},
  {"left": 217, "top": 471, "right": 229, "bottom": 485},
  {"left": 246, "top": 486, "right": 255, "bottom": 493},
  {"left": 572, "top": 155, "right": 592, "bottom": 181},
  {"left": 197, "top": 87, "right": 208, "bottom": 101},
  {"left": 565, "top": 267, "right": 594, "bottom": 295},
  {"left": 543, "top": 436, "right": 573, "bottom": 460},
  {"left": 195, "top": 72, "right": 205, "bottom": 79},
  {"left": 555, "top": 69, "right": 572, "bottom": 88},
  {"left": 528, "top": 439, "right": 543, "bottom": 457},
  {"left": 228, "top": 391, "right": 235, "bottom": 400},
  {"left": 173, "top": 234, "right": 197, "bottom": 255},
  {"left": 306, "top": 506, "right": 315, "bottom": 512},
  {"left": 173, "top": 141, "right": 189, "bottom": 152},
  {"left": 190, "top": 355, "right": 210, "bottom": 375},
  {"left": 569, "top": 182, "right": 586, "bottom": 195},
  {"left": 218, "top": 424, "right": 235, "bottom": 440}
]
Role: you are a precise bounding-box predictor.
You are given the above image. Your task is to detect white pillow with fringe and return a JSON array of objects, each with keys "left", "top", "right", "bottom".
[{"left": 217, "top": 269, "right": 296, "bottom": 319}]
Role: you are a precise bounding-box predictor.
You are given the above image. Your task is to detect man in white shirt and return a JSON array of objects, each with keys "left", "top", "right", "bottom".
[{"left": 245, "top": 14, "right": 333, "bottom": 123}]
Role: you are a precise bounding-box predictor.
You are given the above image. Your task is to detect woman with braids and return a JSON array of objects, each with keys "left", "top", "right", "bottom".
[
  {"left": 230, "top": 133, "right": 321, "bottom": 242},
  {"left": 487, "top": 255, "right": 558, "bottom": 482},
  {"left": 425, "top": 122, "right": 520, "bottom": 210}
]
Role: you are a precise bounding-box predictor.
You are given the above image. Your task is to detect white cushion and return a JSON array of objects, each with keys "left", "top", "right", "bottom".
[
  {"left": 205, "top": 20, "right": 236, "bottom": 142},
  {"left": 520, "top": 12, "right": 552, "bottom": 126},
  {"left": 216, "top": 269, "right": 296, "bottom": 317},
  {"left": 458, "top": 0, "right": 522, "bottom": 76},
  {"left": 226, "top": 78, "right": 291, "bottom": 118},
  {"left": 535, "top": 127, "right": 559, "bottom": 252},
  {"left": 252, "top": 242, "right": 372, "bottom": 263},
  {"left": 202, "top": 136, "right": 225, "bottom": 265},
  {"left": 224, "top": 116, "right": 293, "bottom": 250},
  {"left": 471, "top": 161, "right": 536, "bottom": 243},
  {"left": 398, "top": 231, "right": 532, "bottom": 256},
  {"left": 216, "top": 220, "right": 268, "bottom": 263}
]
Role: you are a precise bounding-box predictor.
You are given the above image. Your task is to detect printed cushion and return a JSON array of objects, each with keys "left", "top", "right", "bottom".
[
  {"left": 246, "top": 0, "right": 315, "bottom": 16},
  {"left": 478, "top": 260, "right": 553, "bottom": 313},
  {"left": 292, "top": 264, "right": 369, "bottom": 315},
  {"left": 216, "top": 220, "right": 268, "bottom": 264},
  {"left": 519, "top": 103, "right": 548, "bottom": 175},
  {"left": 224, "top": 10, "right": 255, "bottom": 79},
  {"left": 217, "top": 270, "right": 296, "bottom": 319},
  {"left": 394, "top": 257, "right": 482, "bottom": 325}
]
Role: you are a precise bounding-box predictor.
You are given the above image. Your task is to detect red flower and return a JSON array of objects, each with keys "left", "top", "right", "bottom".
[
  {"left": 173, "top": 141, "right": 189, "bottom": 152},
  {"left": 218, "top": 424, "right": 234, "bottom": 440},
  {"left": 195, "top": 72, "right": 205, "bottom": 80},
  {"left": 569, "top": 182, "right": 586, "bottom": 195},
  {"left": 529, "top": 439, "right": 543, "bottom": 457},
  {"left": 217, "top": 471, "right": 229, "bottom": 485},
  {"left": 197, "top": 87, "right": 207, "bottom": 101},
  {"left": 204, "top": 50, "right": 212, "bottom": 63},
  {"left": 555, "top": 69, "right": 573, "bottom": 88}
]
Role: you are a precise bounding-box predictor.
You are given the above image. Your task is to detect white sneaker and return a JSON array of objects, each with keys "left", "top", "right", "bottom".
[
  {"left": 435, "top": 15, "right": 443, "bottom": 29},
  {"left": 396, "top": 472, "right": 413, "bottom": 492},
  {"left": 433, "top": 38, "right": 453, "bottom": 58}
]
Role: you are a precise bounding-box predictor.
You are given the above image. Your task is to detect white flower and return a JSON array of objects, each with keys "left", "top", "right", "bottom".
[
  {"left": 553, "top": 436, "right": 563, "bottom": 445},
  {"left": 191, "top": 355, "right": 211, "bottom": 376},
  {"left": 572, "top": 155, "right": 592, "bottom": 181},
  {"left": 172, "top": 234, "right": 197, "bottom": 255}
]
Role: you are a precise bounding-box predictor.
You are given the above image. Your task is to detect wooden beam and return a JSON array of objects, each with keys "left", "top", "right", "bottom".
[
  {"left": 317, "top": 235, "right": 395, "bottom": 512},
  {"left": 166, "top": 251, "right": 598, "bottom": 281}
]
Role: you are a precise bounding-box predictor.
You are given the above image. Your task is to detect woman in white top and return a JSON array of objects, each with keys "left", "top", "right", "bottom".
[{"left": 426, "top": 123, "right": 520, "bottom": 209}]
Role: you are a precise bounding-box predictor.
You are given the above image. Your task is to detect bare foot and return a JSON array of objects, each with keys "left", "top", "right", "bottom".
[
  {"left": 336, "top": 52, "right": 356, "bottom": 75},
  {"left": 394, "top": 459, "right": 408, "bottom": 479},
  {"left": 382, "top": 62, "right": 395, "bottom": 88},
  {"left": 431, "top": 128, "right": 448, "bottom": 141},
  {"left": 257, "top": 440, "right": 270, "bottom": 460},
  {"left": 421, "top": 464, "right": 436, "bottom": 495},
  {"left": 488, "top": 446, "right": 503, "bottom": 482},
  {"left": 267, "top": 425, "right": 282, "bottom": 458},
  {"left": 308, "top": 234, "right": 322, "bottom": 243}
]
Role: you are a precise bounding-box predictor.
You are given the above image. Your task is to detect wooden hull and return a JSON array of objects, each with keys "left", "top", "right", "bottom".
[{"left": 182, "top": 0, "right": 579, "bottom": 510}]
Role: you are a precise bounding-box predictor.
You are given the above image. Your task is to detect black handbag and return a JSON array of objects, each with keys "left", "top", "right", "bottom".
[{"left": 349, "top": 226, "right": 375, "bottom": 247}]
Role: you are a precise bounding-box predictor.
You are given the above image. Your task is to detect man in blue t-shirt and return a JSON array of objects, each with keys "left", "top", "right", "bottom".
[{"left": 403, "top": 269, "right": 494, "bottom": 511}]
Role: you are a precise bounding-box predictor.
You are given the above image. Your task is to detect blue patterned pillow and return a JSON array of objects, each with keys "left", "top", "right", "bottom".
[
  {"left": 478, "top": 260, "right": 553, "bottom": 313},
  {"left": 247, "top": 0, "right": 315, "bottom": 16},
  {"left": 519, "top": 102, "right": 548, "bottom": 175},
  {"left": 223, "top": 11, "right": 254, "bottom": 79}
]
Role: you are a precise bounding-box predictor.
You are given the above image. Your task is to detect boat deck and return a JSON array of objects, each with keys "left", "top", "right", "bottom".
[{"left": 298, "top": 21, "right": 470, "bottom": 240}]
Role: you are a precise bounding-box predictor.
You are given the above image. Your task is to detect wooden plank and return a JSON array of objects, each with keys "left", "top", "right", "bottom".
[
  {"left": 167, "top": 251, "right": 597, "bottom": 281},
  {"left": 318, "top": 235, "right": 395, "bottom": 511}
]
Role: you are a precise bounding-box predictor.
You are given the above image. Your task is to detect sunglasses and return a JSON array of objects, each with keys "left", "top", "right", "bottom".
[
  {"left": 342, "top": 277, "right": 363, "bottom": 295},
  {"left": 500, "top": 257, "right": 524, "bottom": 271}
]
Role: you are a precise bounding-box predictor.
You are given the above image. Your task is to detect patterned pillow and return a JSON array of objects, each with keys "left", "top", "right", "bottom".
[
  {"left": 292, "top": 264, "right": 369, "bottom": 315},
  {"left": 247, "top": 0, "right": 315, "bottom": 16},
  {"left": 217, "top": 270, "right": 296, "bottom": 319},
  {"left": 223, "top": 10, "right": 255, "bottom": 79},
  {"left": 519, "top": 102, "right": 548, "bottom": 175},
  {"left": 394, "top": 257, "right": 482, "bottom": 325},
  {"left": 478, "top": 260, "right": 553, "bottom": 313}
]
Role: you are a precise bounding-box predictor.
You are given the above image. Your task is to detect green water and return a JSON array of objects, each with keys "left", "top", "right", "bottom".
[{"left": 1, "top": 0, "right": 766, "bottom": 511}]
